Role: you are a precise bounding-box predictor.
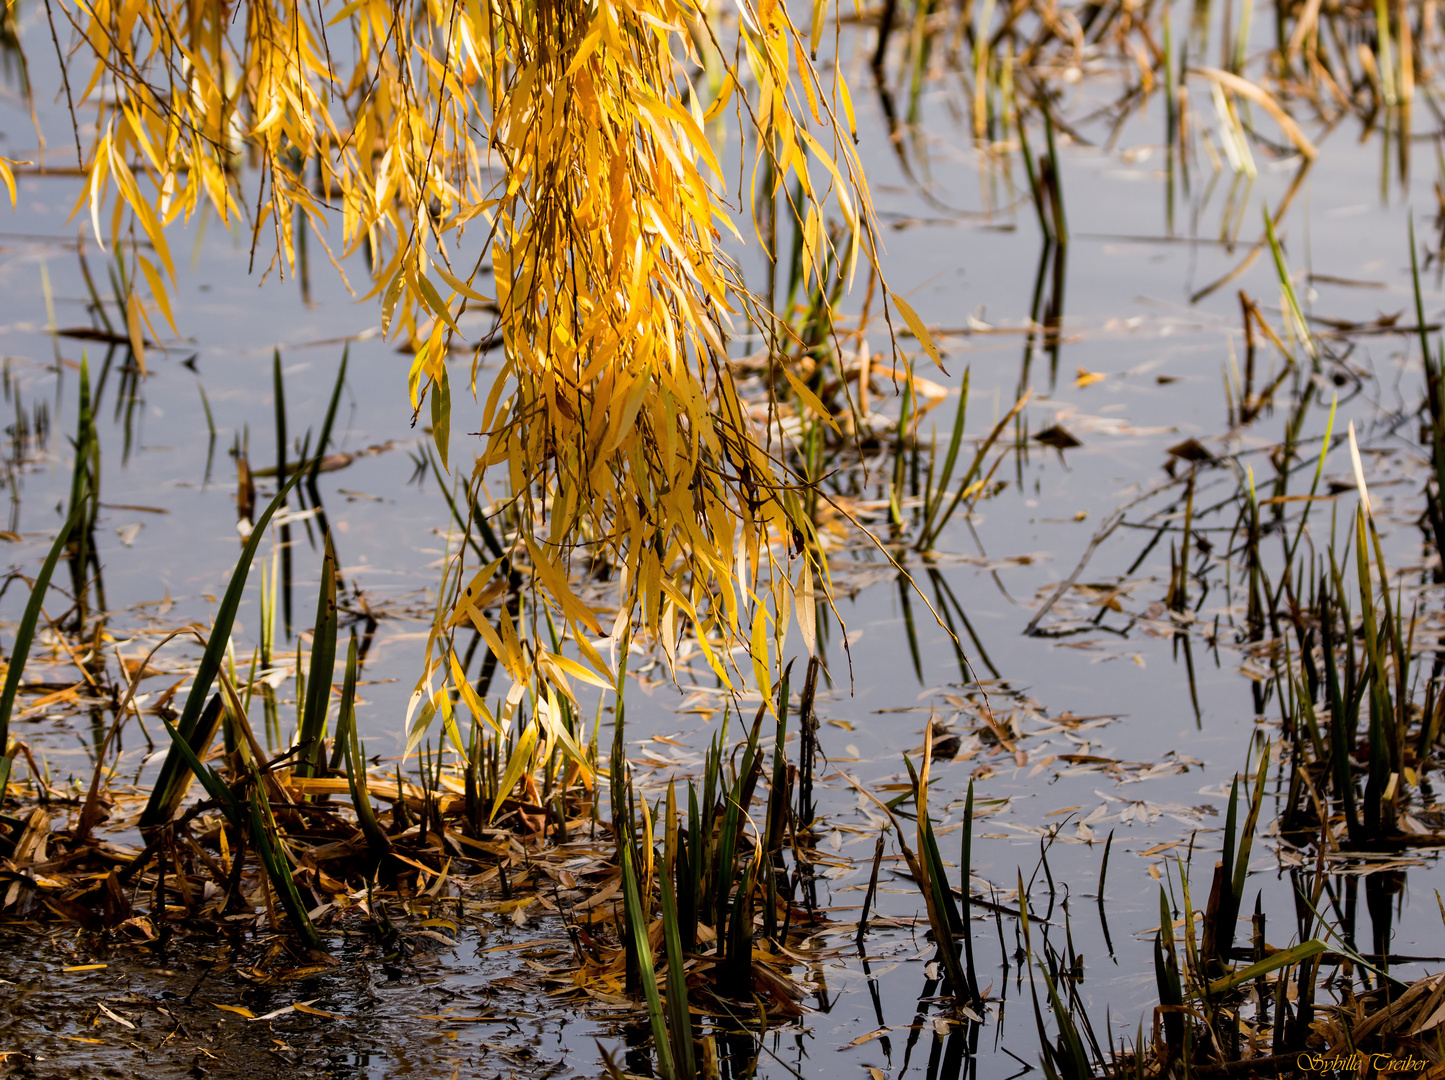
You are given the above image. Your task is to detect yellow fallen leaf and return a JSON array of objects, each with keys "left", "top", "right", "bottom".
[
  {"left": 1074, "top": 367, "right": 1105, "bottom": 388},
  {"left": 292, "top": 1001, "right": 344, "bottom": 1019},
  {"left": 62, "top": 964, "right": 108, "bottom": 972},
  {"left": 211, "top": 1001, "right": 256, "bottom": 1018}
]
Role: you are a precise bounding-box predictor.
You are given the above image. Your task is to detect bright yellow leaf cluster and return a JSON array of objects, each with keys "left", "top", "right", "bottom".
[{"left": 54, "top": 0, "right": 885, "bottom": 758}]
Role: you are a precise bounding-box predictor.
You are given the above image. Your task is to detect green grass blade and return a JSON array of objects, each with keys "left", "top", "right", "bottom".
[
  {"left": 621, "top": 832, "right": 678, "bottom": 1080},
  {"left": 308, "top": 346, "right": 349, "bottom": 484},
  {"left": 297, "top": 532, "right": 339, "bottom": 777},
  {"left": 341, "top": 638, "right": 390, "bottom": 866},
  {"left": 248, "top": 784, "right": 324, "bottom": 950},
  {"left": 156, "top": 707, "right": 244, "bottom": 829},
  {"left": 1204, "top": 939, "right": 1325, "bottom": 996},
  {"left": 139, "top": 464, "right": 312, "bottom": 828}
]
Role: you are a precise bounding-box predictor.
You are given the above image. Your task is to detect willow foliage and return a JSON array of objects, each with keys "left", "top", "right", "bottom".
[{"left": 36, "top": 0, "right": 915, "bottom": 763}]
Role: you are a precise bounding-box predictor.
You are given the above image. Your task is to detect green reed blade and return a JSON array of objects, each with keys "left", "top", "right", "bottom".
[
  {"left": 272, "top": 350, "right": 288, "bottom": 482},
  {"left": 764, "top": 663, "right": 791, "bottom": 858},
  {"left": 148, "top": 692, "right": 228, "bottom": 828},
  {"left": 959, "top": 779, "right": 980, "bottom": 1001},
  {"left": 156, "top": 706, "right": 243, "bottom": 830},
  {"left": 621, "top": 830, "right": 678, "bottom": 1080},
  {"left": 247, "top": 784, "right": 323, "bottom": 950},
  {"left": 341, "top": 638, "right": 390, "bottom": 867},
  {"left": 139, "top": 463, "right": 312, "bottom": 828},
  {"left": 297, "top": 532, "right": 339, "bottom": 777},
  {"left": 715, "top": 710, "right": 763, "bottom": 935},
  {"left": 660, "top": 784, "right": 696, "bottom": 1078},
  {"left": 1204, "top": 939, "right": 1325, "bottom": 997},
  {"left": 903, "top": 751, "right": 969, "bottom": 998},
  {"left": 308, "top": 346, "right": 348, "bottom": 484},
  {"left": 1232, "top": 746, "right": 1269, "bottom": 904},
  {"left": 1263, "top": 206, "right": 1315, "bottom": 364},
  {"left": 918, "top": 368, "right": 970, "bottom": 546}
]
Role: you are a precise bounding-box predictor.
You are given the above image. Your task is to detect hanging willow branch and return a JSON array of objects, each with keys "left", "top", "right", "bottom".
[{"left": 39, "top": 0, "right": 934, "bottom": 767}]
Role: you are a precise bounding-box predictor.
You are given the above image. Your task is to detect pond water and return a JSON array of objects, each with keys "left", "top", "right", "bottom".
[{"left": 0, "top": 2, "right": 1443, "bottom": 1077}]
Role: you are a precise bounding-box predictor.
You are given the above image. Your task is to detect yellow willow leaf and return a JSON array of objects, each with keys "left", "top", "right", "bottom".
[
  {"left": 891, "top": 291, "right": 946, "bottom": 372},
  {"left": 381, "top": 268, "right": 406, "bottom": 339},
  {"left": 0, "top": 159, "right": 16, "bottom": 208},
  {"left": 448, "top": 557, "right": 506, "bottom": 629},
  {"left": 750, "top": 606, "right": 772, "bottom": 703},
  {"left": 773, "top": 574, "right": 791, "bottom": 658},
  {"left": 137, "top": 255, "right": 176, "bottom": 334},
  {"left": 693, "top": 622, "right": 735, "bottom": 692},
  {"left": 798, "top": 126, "right": 857, "bottom": 232},
  {"left": 703, "top": 72, "right": 738, "bottom": 123},
  {"left": 801, "top": 204, "right": 820, "bottom": 288},
  {"left": 108, "top": 149, "right": 175, "bottom": 279},
  {"left": 655, "top": 94, "right": 723, "bottom": 181},
  {"left": 660, "top": 600, "right": 678, "bottom": 668},
  {"left": 810, "top": 0, "right": 830, "bottom": 57},
  {"left": 212, "top": 1003, "right": 255, "bottom": 1019},
  {"left": 604, "top": 367, "right": 651, "bottom": 455},
  {"left": 468, "top": 607, "right": 518, "bottom": 682},
  {"left": 836, "top": 69, "right": 858, "bottom": 138},
  {"left": 430, "top": 362, "right": 451, "bottom": 468},
  {"left": 796, "top": 558, "right": 817, "bottom": 656},
  {"left": 793, "top": 39, "right": 822, "bottom": 123},
  {"left": 327, "top": 0, "right": 368, "bottom": 27},
  {"left": 565, "top": 21, "right": 604, "bottom": 77},
  {"left": 543, "top": 650, "right": 612, "bottom": 691},
  {"left": 87, "top": 142, "right": 109, "bottom": 252},
  {"left": 415, "top": 272, "right": 461, "bottom": 333},
  {"left": 436, "top": 685, "right": 468, "bottom": 757},
  {"left": 572, "top": 626, "right": 613, "bottom": 684},
  {"left": 122, "top": 102, "right": 163, "bottom": 175},
  {"left": 449, "top": 649, "right": 501, "bottom": 734},
  {"left": 537, "top": 689, "right": 589, "bottom": 770},
  {"left": 524, "top": 537, "right": 602, "bottom": 635},
  {"left": 434, "top": 262, "right": 492, "bottom": 303},
  {"left": 489, "top": 718, "right": 539, "bottom": 823}
]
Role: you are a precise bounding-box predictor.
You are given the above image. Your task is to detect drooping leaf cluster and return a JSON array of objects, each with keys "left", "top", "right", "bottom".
[{"left": 43, "top": 0, "right": 904, "bottom": 764}]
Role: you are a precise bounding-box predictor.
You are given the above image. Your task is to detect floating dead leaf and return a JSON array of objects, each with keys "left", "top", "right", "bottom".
[
  {"left": 1074, "top": 367, "right": 1105, "bottom": 388},
  {"left": 292, "top": 1001, "right": 344, "bottom": 1019},
  {"left": 1034, "top": 425, "right": 1082, "bottom": 450},
  {"left": 1166, "top": 438, "right": 1216, "bottom": 465},
  {"left": 250, "top": 1003, "right": 297, "bottom": 1021},
  {"left": 96, "top": 1001, "right": 135, "bottom": 1029},
  {"left": 63, "top": 964, "right": 108, "bottom": 972},
  {"left": 212, "top": 1001, "right": 256, "bottom": 1019}
]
